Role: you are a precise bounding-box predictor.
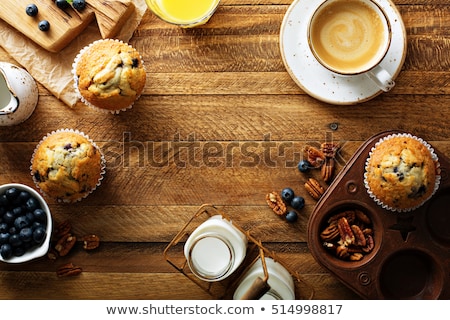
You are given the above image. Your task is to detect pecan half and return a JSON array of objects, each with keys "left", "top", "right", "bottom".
[
  {"left": 266, "top": 191, "right": 287, "bottom": 215},
  {"left": 349, "top": 253, "right": 364, "bottom": 261},
  {"left": 304, "top": 178, "right": 325, "bottom": 200},
  {"left": 320, "top": 224, "right": 339, "bottom": 241},
  {"left": 56, "top": 262, "right": 82, "bottom": 277},
  {"left": 362, "top": 235, "right": 375, "bottom": 253},
  {"left": 304, "top": 146, "right": 325, "bottom": 167},
  {"left": 320, "top": 142, "right": 340, "bottom": 158},
  {"left": 53, "top": 220, "right": 72, "bottom": 239},
  {"left": 351, "top": 224, "right": 366, "bottom": 247},
  {"left": 355, "top": 209, "right": 371, "bottom": 225},
  {"left": 47, "top": 247, "right": 59, "bottom": 260},
  {"left": 321, "top": 158, "right": 335, "bottom": 183},
  {"left": 336, "top": 245, "right": 349, "bottom": 259},
  {"left": 55, "top": 233, "right": 77, "bottom": 257},
  {"left": 337, "top": 217, "right": 355, "bottom": 246},
  {"left": 82, "top": 235, "right": 100, "bottom": 250}
]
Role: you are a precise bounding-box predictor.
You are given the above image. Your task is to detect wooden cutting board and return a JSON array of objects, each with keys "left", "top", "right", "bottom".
[{"left": 0, "top": 0, "right": 135, "bottom": 53}]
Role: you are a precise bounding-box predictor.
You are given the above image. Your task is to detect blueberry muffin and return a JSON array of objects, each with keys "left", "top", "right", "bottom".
[
  {"left": 73, "top": 39, "right": 146, "bottom": 113},
  {"left": 364, "top": 133, "right": 440, "bottom": 212},
  {"left": 30, "top": 129, "right": 105, "bottom": 203}
]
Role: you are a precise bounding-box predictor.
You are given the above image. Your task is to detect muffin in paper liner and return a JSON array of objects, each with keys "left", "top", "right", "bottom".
[
  {"left": 30, "top": 129, "right": 106, "bottom": 203},
  {"left": 363, "top": 133, "right": 441, "bottom": 212},
  {"left": 72, "top": 39, "right": 146, "bottom": 114}
]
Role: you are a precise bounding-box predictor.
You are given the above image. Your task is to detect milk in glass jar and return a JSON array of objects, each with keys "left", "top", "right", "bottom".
[
  {"left": 233, "top": 257, "right": 295, "bottom": 300},
  {"left": 184, "top": 215, "right": 247, "bottom": 282}
]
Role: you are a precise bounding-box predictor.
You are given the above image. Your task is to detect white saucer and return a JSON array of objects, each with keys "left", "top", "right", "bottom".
[{"left": 280, "top": 0, "right": 407, "bottom": 105}]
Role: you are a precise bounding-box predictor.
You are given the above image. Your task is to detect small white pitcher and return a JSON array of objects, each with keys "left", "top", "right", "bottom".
[{"left": 0, "top": 62, "right": 38, "bottom": 126}]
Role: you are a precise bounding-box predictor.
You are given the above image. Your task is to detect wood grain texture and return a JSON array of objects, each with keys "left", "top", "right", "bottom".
[{"left": 0, "top": 0, "right": 449, "bottom": 300}]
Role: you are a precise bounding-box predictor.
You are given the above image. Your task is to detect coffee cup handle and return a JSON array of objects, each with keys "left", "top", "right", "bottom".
[{"left": 365, "top": 65, "right": 395, "bottom": 92}]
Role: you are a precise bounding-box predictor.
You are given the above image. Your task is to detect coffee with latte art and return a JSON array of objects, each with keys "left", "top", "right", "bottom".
[{"left": 309, "top": 0, "right": 390, "bottom": 74}]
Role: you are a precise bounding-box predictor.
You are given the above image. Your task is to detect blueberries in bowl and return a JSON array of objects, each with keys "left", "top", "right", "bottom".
[{"left": 0, "top": 184, "right": 52, "bottom": 263}]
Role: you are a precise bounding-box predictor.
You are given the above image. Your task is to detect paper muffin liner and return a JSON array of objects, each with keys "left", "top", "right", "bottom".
[
  {"left": 72, "top": 39, "right": 146, "bottom": 114},
  {"left": 363, "top": 133, "right": 441, "bottom": 212},
  {"left": 30, "top": 128, "right": 106, "bottom": 203}
]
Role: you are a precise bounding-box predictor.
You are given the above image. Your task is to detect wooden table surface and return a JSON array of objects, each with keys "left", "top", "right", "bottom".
[{"left": 0, "top": 0, "right": 449, "bottom": 300}]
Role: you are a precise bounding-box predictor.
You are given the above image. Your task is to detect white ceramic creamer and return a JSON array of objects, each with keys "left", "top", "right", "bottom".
[
  {"left": 184, "top": 215, "right": 248, "bottom": 282},
  {"left": 0, "top": 62, "right": 38, "bottom": 126},
  {"left": 233, "top": 257, "right": 295, "bottom": 300}
]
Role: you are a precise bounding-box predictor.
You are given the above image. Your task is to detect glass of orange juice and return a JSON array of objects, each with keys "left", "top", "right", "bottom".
[{"left": 145, "top": 0, "right": 220, "bottom": 27}]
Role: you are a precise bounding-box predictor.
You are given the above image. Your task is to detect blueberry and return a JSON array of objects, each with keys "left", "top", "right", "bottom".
[
  {"left": 55, "top": 0, "right": 70, "bottom": 9},
  {"left": 0, "top": 233, "right": 10, "bottom": 244},
  {"left": 26, "top": 4, "right": 39, "bottom": 16},
  {"left": 9, "top": 234, "right": 22, "bottom": 247},
  {"left": 72, "top": 0, "right": 86, "bottom": 11},
  {"left": 25, "top": 197, "right": 39, "bottom": 211},
  {"left": 13, "top": 247, "right": 26, "bottom": 257},
  {"left": 1, "top": 244, "right": 12, "bottom": 259},
  {"left": 18, "top": 191, "right": 31, "bottom": 203},
  {"left": 5, "top": 187, "right": 19, "bottom": 202},
  {"left": 3, "top": 211, "right": 15, "bottom": 225},
  {"left": 12, "top": 206, "right": 23, "bottom": 217},
  {"left": 0, "top": 223, "right": 8, "bottom": 233},
  {"left": 14, "top": 216, "right": 30, "bottom": 230},
  {"left": 33, "top": 226, "right": 46, "bottom": 244},
  {"left": 0, "top": 194, "right": 8, "bottom": 206},
  {"left": 281, "top": 188, "right": 295, "bottom": 203},
  {"left": 19, "top": 228, "right": 33, "bottom": 243},
  {"left": 33, "top": 208, "right": 47, "bottom": 223},
  {"left": 26, "top": 212, "right": 35, "bottom": 224},
  {"left": 286, "top": 211, "right": 298, "bottom": 223},
  {"left": 297, "top": 160, "right": 312, "bottom": 173},
  {"left": 38, "top": 20, "right": 50, "bottom": 31},
  {"left": 291, "top": 196, "right": 305, "bottom": 210}
]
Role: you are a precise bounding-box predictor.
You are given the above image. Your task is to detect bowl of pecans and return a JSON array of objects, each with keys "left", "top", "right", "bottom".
[
  {"left": 307, "top": 131, "right": 450, "bottom": 299},
  {"left": 0, "top": 183, "right": 52, "bottom": 264}
]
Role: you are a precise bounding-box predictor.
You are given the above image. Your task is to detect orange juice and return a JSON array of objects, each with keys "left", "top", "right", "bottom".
[{"left": 146, "top": 0, "right": 220, "bottom": 27}]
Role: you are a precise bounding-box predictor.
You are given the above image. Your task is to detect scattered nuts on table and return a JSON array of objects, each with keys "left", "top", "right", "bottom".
[
  {"left": 320, "top": 209, "right": 374, "bottom": 261},
  {"left": 49, "top": 220, "right": 100, "bottom": 278}
]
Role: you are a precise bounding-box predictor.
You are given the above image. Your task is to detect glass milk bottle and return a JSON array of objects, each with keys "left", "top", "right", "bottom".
[
  {"left": 184, "top": 215, "right": 247, "bottom": 282},
  {"left": 233, "top": 257, "right": 295, "bottom": 300}
]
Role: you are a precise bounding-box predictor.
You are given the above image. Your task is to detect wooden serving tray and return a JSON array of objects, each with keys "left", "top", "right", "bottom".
[{"left": 0, "top": 0, "right": 135, "bottom": 53}]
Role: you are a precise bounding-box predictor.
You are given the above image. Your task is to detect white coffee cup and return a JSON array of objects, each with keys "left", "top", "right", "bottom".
[{"left": 308, "top": 0, "right": 395, "bottom": 92}]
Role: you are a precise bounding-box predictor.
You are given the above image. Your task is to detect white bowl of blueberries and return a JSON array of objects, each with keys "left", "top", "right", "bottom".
[{"left": 0, "top": 183, "right": 52, "bottom": 263}]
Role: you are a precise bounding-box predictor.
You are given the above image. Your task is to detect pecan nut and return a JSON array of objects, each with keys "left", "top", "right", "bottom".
[
  {"left": 321, "top": 158, "right": 335, "bottom": 183},
  {"left": 53, "top": 220, "right": 72, "bottom": 239},
  {"left": 320, "top": 224, "right": 339, "bottom": 241},
  {"left": 55, "top": 233, "right": 77, "bottom": 257},
  {"left": 82, "top": 234, "right": 100, "bottom": 250},
  {"left": 266, "top": 191, "right": 287, "bottom": 215},
  {"left": 304, "top": 178, "right": 325, "bottom": 200},
  {"left": 56, "top": 262, "right": 82, "bottom": 277},
  {"left": 337, "top": 217, "right": 355, "bottom": 246},
  {"left": 320, "top": 142, "right": 340, "bottom": 158},
  {"left": 304, "top": 146, "right": 325, "bottom": 168},
  {"left": 351, "top": 224, "right": 366, "bottom": 247}
]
